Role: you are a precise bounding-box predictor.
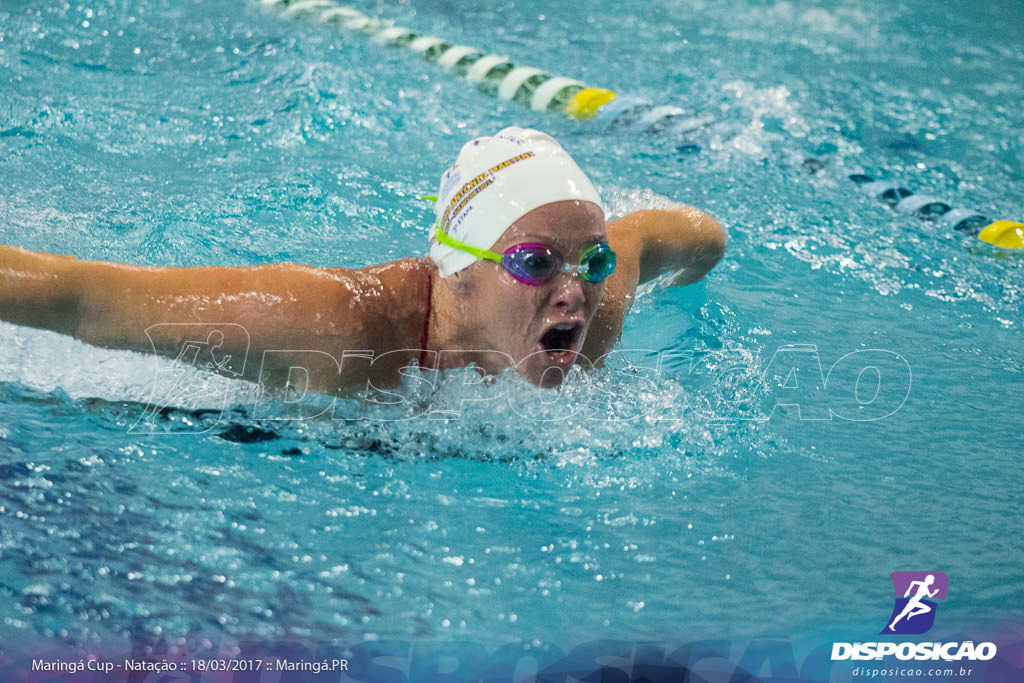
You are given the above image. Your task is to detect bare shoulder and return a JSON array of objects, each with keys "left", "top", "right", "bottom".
[
  {"left": 274, "top": 257, "right": 431, "bottom": 349},
  {"left": 221, "top": 257, "right": 433, "bottom": 394}
]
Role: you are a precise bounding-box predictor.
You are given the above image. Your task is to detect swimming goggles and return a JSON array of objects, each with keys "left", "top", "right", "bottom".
[{"left": 433, "top": 226, "right": 616, "bottom": 286}]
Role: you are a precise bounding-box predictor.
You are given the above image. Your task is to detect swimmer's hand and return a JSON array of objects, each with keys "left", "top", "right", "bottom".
[{"left": 658, "top": 265, "right": 705, "bottom": 288}]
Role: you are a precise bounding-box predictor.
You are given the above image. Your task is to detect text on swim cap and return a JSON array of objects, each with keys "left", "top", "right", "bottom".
[
  {"left": 441, "top": 177, "right": 493, "bottom": 234},
  {"left": 440, "top": 151, "right": 535, "bottom": 234}
]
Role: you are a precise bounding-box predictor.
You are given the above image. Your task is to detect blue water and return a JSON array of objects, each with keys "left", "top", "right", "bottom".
[{"left": 1, "top": 0, "right": 1022, "bottom": 657}]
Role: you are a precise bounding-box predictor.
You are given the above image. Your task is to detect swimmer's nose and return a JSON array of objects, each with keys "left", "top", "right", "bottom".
[{"left": 548, "top": 271, "right": 586, "bottom": 312}]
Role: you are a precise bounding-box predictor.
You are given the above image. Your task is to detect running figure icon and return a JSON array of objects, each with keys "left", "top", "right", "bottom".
[
  {"left": 888, "top": 575, "right": 938, "bottom": 631},
  {"left": 882, "top": 571, "right": 949, "bottom": 635}
]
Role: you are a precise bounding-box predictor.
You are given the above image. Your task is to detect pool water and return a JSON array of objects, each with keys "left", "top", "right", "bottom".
[{"left": 1, "top": 0, "right": 1022, "bottom": 666}]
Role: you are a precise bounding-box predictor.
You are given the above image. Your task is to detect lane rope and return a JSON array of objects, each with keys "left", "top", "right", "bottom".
[{"left": 256, "top": 0, "right": 1023, "bottom": 249}]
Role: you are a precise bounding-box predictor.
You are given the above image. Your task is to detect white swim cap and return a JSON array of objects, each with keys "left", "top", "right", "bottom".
[{"left": 429, "top": 127, "right": 602, "bottom": 277}]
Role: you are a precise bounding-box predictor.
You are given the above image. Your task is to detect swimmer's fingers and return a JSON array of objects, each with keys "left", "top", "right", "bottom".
[{"left": 662, "top": 265, "right": 707, "bottom": 288}]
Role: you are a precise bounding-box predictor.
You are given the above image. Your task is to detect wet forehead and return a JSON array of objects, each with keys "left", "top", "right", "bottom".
[{"left": 496, "top": 200, "right": 606, "bottom": 252}]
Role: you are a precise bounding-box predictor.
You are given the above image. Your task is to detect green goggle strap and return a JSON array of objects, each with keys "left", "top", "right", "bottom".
[{"left": 432, "top": 224, "right": 503, "bottom": 263}]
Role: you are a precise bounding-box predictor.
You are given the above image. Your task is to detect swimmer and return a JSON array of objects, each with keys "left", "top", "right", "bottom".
[
  {"left": 888, "top": 574, "right": 939, "bottom": 631},
  {"left": 0, "top": 127, "right": 725, "bottom": 395}
]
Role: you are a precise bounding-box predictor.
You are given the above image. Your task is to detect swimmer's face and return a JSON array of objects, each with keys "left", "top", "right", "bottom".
[{"left": 455, "top": 199, "right": 608, "bottom": 388}]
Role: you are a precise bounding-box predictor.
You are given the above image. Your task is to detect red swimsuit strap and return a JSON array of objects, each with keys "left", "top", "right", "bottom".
[{"left": 418, "top": 269, "right": 433, "bottom": 369}]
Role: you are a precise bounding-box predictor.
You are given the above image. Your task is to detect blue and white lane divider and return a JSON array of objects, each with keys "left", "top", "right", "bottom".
[
  {"left": 257, "top": 0, "right": 1024, "bottom": 249},
  {"left": 804, "top": 163, "right": 993, "bottom": 235}
]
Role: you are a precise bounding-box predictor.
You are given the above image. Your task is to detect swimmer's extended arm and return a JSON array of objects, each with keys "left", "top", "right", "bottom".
[
  {"left": 0, "top": 246, "right": 83, "bottom": 337},
  {"left": 0, "top": 245, "right": 418, "bottom": 391},
  {"left": 607, "top": 206, "right": 726, "bottom": 286},
  {"left": 1, "top": 245, "right": 306, "bottom": 348}
]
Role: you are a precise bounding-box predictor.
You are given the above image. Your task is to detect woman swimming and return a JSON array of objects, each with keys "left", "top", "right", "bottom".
[{"left": 0, "top": 127, "right": 725, "bottom": 395}]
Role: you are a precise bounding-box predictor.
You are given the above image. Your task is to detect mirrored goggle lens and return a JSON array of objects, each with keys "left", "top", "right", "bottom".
[
  {"left": 501, "top": 244, "right": 559, "bottom": 285},
  {"left": 578, "top": 243, "right": 616, "bottom": 283}
]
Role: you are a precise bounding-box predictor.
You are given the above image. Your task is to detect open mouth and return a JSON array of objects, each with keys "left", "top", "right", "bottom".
[{"left": 538, "top": 322, "right": 582, "bottom": 366}]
